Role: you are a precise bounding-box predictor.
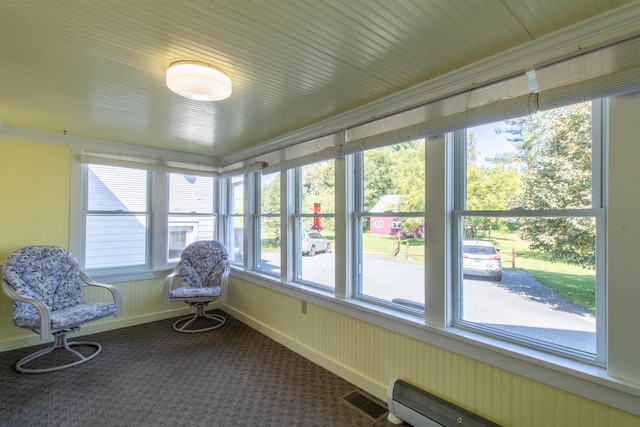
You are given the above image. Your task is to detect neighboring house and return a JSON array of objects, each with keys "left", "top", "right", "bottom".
[
  {"left": 369, "top": 195, "right": 402, "bottom": 235},
  {"left": 86, "top": 169, "right": 213, "bottom": 267}
]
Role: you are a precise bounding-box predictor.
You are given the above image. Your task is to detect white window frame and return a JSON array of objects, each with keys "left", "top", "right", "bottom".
[
  {"left": 254, "top": 171, "right": 282, "bottom": 276},
  {"left": 222, "top": 174, "right": 251, "bottom": 268},
  {"left": 451, "top": 100, "right": 606, "bottom": 364},
  {"left": 73, "top": 161, "right": 217, "bottom": 281},
  {"left": 351, "top": 148, "right": 426, "bottom": 312},
  {"left": 82, "top": 164, "right": 151, "bottom": 271},
  {"left": 292, "top": 164, "right": 336, "bottom": 290}
]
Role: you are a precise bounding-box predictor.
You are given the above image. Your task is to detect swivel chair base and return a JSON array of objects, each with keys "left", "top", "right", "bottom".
[
  {"left": 173, "top": 303, "right": 226, "bottom": 333},
  {"left": 16, "top": 327, "right": 102, "bottom": 374}
]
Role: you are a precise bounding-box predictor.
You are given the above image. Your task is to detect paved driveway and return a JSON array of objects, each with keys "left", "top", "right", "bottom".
[
  {"left": 462, "top": 270, "right": 595, "bottom": 353},
  {"left": 262, "top": 251, "right": 597, "bottom": 353}
]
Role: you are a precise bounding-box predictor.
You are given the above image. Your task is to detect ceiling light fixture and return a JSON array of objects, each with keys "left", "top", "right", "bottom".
[{"left": 166, "top": 61, "right": 232, "bottom": 101}]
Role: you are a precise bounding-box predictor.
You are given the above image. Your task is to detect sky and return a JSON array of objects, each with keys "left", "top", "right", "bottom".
[{"left": 470, "top": 122, "right": 515, "bottom": 166}]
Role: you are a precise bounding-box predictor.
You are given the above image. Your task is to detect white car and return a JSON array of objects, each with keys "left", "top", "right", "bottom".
[
  {"left": 462, "top": 240, "right": 502, "bottom": 281},
  {"left": 302, "top": 231, "right": 331, "bottom": 256}
]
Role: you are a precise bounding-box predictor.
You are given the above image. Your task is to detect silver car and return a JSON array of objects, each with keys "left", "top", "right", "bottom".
[
  {"left": 462, "top": 240, "right": 502, "bottom": 281},
  {"left": 302, "top": 231, "right": 331, "bottom": 256}
]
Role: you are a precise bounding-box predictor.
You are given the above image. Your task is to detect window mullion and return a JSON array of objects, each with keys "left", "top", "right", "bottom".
[
  {"left": 334, "top": 156, "right": 349, "bottom": 299},
  {"left": 426, "top": 134, "right": 450, "bottom": 327},
  {"left": 352, "top": 152, "right": 364, "bottom": 300},
  {"left": 151, "top": 171, "right": 168, "bottom": 269},
  {"left": 281, "top": 169, "right": 295, "bottom": 283},
  {"left": 244, "top": 172, "right": 257, "bottom": 270}
]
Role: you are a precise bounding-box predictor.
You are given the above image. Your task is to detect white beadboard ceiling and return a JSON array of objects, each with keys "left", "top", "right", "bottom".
[{"left": 0, "top": 0, "right": 634, "bottom": 159}]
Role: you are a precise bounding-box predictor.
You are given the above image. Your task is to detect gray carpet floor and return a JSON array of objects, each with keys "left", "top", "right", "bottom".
[{"left": 0, "top": 311, "right": 399, "bottom": 427}]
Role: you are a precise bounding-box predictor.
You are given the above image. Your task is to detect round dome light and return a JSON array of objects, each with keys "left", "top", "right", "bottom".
[{"left": 166, "top": 61, "right": 232, "bottom": 101}]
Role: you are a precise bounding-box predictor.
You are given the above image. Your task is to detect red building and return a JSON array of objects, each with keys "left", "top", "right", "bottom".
[{"left": 368, "top": 195, "right": 402, "bottom": 235}]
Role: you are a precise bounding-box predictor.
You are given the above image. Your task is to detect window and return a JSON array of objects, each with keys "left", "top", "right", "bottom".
[
  {"left": 84, "top": 164, "right": 149, "bottom": 269},
  {"left": 453, "top": 101, "right": 604, "bottom": 362},
  {"left": 225, "top": 175, "right": 245, "bottom": 265},
  {"left": 295, "top": 160, "right": 335, "bottom": 288},
  {"left": 83, "top": 164, "right": 216, "bottom": 272},
  {"left": 168, "top": 173, "right": 215, "bottom": 261},
  {"left": 354, "top": 141, "right": 425, "bottom": 310},
  {"left": 256, "top": 172, "right": 281, "bottom": 275}
]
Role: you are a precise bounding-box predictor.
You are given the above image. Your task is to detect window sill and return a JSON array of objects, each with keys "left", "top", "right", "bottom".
[
  {"left": 231, "top": 268, "right": 640, "bottom": 417},
  {"left": 86, "top": 267, "right": 174, "bottom": 283}
]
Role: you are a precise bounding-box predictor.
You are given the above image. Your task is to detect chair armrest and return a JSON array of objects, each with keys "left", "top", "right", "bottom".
[
  {"left": 162, "top": 262, "right": 183, "bottom": 304},
  {"left": 2, "top": 278, "right": 54, "bottom": 339},
  {"left": 220, "top": 260, "right": 231, "bottom": 301},
  {"left": 79, "top": 271, "right": 123, "bottom": 316}
]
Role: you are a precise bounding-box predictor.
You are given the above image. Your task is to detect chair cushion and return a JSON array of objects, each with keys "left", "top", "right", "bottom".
[
  {"left": 179, "top": 241, "right": 228, "bottom": 288},
  {"left": 13, "top": 302, "right": 119, "bottom": 330},
  {"left": 2, "top": 246, "right": 84, "bottom": 311},
  {"left": 169, "top": 286, "right": 221, "bottom": 299}
]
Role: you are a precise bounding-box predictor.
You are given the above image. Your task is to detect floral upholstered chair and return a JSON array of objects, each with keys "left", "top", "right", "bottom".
[
  {"left": 163, "top": 240, "right": 230, "bottom": 333},
  {"left": 1, "top": 246, "right": 122, "bottom": 373}
]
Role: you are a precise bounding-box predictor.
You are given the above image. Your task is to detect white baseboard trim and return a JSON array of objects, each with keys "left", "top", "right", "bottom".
[{"left": 0, "top": 306, "right": 194, "bottom": 353}]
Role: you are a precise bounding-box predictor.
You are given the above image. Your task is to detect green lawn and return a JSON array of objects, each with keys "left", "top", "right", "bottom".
[{"left": 362, "top": 233, "right": 398, "bottom": 256}]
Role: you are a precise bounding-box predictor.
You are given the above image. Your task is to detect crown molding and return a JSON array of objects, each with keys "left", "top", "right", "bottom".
[{"left": 0, "top": 126, "right": 220, "bottom": 168}]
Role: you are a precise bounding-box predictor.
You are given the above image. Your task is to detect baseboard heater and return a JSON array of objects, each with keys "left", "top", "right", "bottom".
[{"left": 386, "top": 379, "right": 501, "bottom": 427}]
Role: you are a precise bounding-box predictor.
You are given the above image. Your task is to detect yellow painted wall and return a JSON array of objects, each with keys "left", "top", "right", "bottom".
[
  {"left": 0, "top": 139, "right": 70, "bottom": 258},
  {"left": 224, "top": 277, "right": 640, "bottom": 427},
  {"left": 0, "top": 138, "right": 191, "bottom": 351},
  {"left": 0, "top": 139, "right": 71, "bottom": 347}
]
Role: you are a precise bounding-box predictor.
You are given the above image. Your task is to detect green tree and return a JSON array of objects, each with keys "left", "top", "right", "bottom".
[
  {"left": 393, "top": 140, "right": 425, "bottom": 213},
  {"left": 363, "top": 148, "right": 395, "bottom": 212},
  {"left": 363, "top": 146, "right": 396, "bottom": 232},
  {"left": 515, "top": 102, "right": 595, "bottom": 267},
  {"left": 465, "top": 130, "right": 522, "bottom": 238},
  {"left": 261, "top": 174, "right": 281, "bottom": 246},
  {"left": 497, "top": 114, "right": 548, "bottom": 166},
  {"left": 393, "top": 140, "right": 425, "bottom": 236},
  {"left": 466, "top": 164, "right": 522, "bottom": 238},
  {"left": 362, "top": 141, "right": 425, "bottom": 236}
]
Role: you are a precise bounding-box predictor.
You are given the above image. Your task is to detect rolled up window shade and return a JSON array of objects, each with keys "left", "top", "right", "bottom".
[
  {"left": 219, "top": 160, "right": 268, "bottom": 178},
  {"left": 347, "top": 73, "right": 532, "bottom": 142},
  {"left": 258, "top": 132, "right": 344, "bottom": 175},
  {"left": 228, "top": 35, "right": 640, "bottom": 175},
  {"left": 220, "top": 132, "right": 343, "bottom": 177},
  {"left": 80, "top": 151, "right": 218, "bottom": 175},
  {"left": 537, "top": 35, "right": 640, "bottom": 111},
  {"left": 343, "top": 89, "right": 537, "bottom": 156},
  {"left": 259, "top": 74, "right": 532, "bottom": 172}
]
